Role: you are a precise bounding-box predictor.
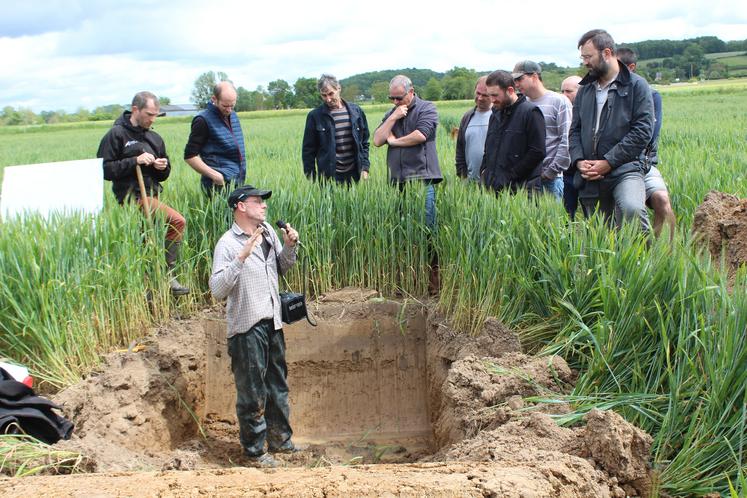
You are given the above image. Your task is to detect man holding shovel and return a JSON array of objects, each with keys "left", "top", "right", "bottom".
[{"left": 97, "top": 91, "right": 190, "bottom": 296}]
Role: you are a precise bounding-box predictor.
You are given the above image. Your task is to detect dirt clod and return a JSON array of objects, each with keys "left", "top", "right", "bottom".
[
  {"left": 693, "top": 190, "right": 747, "bottom": 284},
  {"left": 582, "top": 408, "right": 653, "bottom": 496}
]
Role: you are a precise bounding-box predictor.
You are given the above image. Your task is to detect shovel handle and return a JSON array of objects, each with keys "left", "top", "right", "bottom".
[{"left": 135, "top": 164, "right": 152, "bottom": 222}]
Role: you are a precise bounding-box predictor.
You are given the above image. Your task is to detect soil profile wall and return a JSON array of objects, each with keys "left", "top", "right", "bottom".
[{"left": 203, "top": 299, "right": 432, "bottom": 445}]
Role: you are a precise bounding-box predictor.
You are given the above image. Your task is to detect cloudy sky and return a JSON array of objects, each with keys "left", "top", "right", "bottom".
[{"left": 2, "top": 0, "right": 746, "bottom": 112}]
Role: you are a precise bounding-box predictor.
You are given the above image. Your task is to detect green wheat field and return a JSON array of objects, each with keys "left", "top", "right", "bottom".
[{"left": 1, "top": 83, "right": 746, "bottom": 495}]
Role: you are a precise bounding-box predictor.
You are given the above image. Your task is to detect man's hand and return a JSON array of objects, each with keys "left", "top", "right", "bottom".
[
  {"left": 237, "top": 226, "right": 264, "bottom": 262},
  {"left": 361, "top": 171, "right": 369, "bottom": 180},
  {"left": 390, "top": 105, "right": 408, "bottom": 121},
  {"left": 280, "top": 222, "right": 299, "bottom": 247},
  {"left": 579, "top": 159, "right": 612, "bottom": 181},
  {"left": 152, "top": 158, "right": 168, "bottom": 171},
  {"left": 541, "top": 170, "right": 556, "bottom": 181},
  {"left": 210, "top": 169, "right": 225, "bottom": 186},
  {"left": 136, "top": 152, "right": 156, "bottom": 165}
]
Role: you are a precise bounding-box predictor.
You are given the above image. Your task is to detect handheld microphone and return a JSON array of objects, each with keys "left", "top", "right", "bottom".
[{"left": 276, "top": 220, "right": 302, "bottom": 247}]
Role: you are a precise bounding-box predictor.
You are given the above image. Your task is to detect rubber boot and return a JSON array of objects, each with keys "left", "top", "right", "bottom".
[{"left": 165, "top": 240, "right": 190, "bottom": 296}]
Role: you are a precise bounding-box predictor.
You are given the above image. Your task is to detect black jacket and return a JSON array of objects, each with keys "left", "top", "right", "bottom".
[
  {"left": 302, "top": 101, "right": 370, "bottom": 180},
  {"left": 97, "top": 111, "right": 171, "bottom": 203},
  {"left": 480, "top": 95, "right": 546, "bottom": 192},
  {"left": 0, "top": 368, "right": 73, "bottom": 444},
  {"left": 569, "top": 61, "right": 654, "bottom": 195}
]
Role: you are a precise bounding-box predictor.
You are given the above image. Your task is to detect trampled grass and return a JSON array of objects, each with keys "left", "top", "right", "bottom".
[{"left": 0, "top": 89, "right": 745, "bottom": 494}]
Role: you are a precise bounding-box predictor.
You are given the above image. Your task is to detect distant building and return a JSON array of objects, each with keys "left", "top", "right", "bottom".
[{"left": 159, "top": 104, "right": 199, "bottom": 117}]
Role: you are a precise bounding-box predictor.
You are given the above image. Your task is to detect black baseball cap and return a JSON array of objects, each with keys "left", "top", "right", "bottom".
[{"left": 228, "top": 185, "right": 272, "bottom": 208}]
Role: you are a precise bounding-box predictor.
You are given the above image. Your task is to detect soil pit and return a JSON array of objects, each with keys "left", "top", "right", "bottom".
[
  {"left": 1, "top": 288, "right": 655, "bottom": 497},
  {"left": 203, "top": 289, "right": 434, "bottom": 464}
]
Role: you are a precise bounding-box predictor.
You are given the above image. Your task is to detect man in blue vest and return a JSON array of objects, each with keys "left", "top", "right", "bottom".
[{"left": 184, "top": 81, "right": 247, "bottom": 195}]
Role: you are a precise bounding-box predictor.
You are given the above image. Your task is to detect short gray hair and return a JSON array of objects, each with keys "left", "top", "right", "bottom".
[
  {"left": 389, "top": 75, "right": 412, "bottom": 93},
  {"left": 132, "top": 91, "right": 158, "bottom": 109},
  {"left": 317, "top": 74, "right": 340, "bottom": 92}
]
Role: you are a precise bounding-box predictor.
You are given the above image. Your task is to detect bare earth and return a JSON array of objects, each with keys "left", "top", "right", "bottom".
[
  {"left": 1, "top": 288, "right": 653, "bottom": 497},
  {"left": 693, "top": 189, "right": 747, "bottom": 285}
]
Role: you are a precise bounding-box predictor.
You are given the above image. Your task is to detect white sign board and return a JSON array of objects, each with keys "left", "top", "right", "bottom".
[{"left": 1, "top": 158, "right": 103, "bottom": 221}]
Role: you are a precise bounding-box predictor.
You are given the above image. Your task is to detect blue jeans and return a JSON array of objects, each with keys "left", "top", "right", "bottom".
[
  {"left": 541, "top": 177, "right": 564, "bottom": 201},
  {"left": 425, "top": 184, "right": 437, "bottom": 232},
  {"left": 580, "top": 171, "right": 651, "bottom": 232},
  {"left": 396, "top": 182, "right": 437, "bottom": 233},
  {"left": 228, "top": 319, "right": 293, "bottom": 457}
]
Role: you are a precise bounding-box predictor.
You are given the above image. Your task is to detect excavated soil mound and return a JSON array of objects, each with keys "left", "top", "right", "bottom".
[
  {"left": 0, "top": 289, "right": 653, "bottom": 497},
  {"left": 693, "top": 190, "right": 747, "bottom": 283}
]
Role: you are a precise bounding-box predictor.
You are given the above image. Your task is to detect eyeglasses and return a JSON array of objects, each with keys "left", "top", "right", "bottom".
[
  {"left": 513, "top": 74, "right": 530, "bottom": 82},
  {"left": 580, "top": 53, "right": 597, "bottom": 62},
  {"left": 388, "top": 94, "right": 407, "bottom": 101}
]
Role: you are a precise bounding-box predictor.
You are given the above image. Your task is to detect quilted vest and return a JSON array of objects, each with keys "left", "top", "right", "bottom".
[{"left": 200, "top": 102, "right": 247, "bottom": 184}]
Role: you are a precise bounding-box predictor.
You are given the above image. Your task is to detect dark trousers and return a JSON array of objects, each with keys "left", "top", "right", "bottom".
[
  {"left": 563, "top": 172, "right": 579, "bottom": 220},
  {"left": 227, "top": 319, "right": 292, "bottom": 456},
  {"left": 201, "top": 177, "right": 242, "bottom": 197},
  {"left": 334, "top": 168, "right": 359, "bottom": 185}
]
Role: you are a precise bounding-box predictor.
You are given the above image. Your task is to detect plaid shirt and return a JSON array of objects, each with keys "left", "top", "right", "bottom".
[{"left": 209, "top": 221, "right": 297, "bottom": 338}]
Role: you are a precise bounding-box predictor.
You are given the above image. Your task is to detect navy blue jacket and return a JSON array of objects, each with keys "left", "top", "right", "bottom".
[
  {"left": 302, "top": 100, "right": 370, "bottom": 180},
  {"left": 480, "top": 95, "right": 546, "bottom": 193}
]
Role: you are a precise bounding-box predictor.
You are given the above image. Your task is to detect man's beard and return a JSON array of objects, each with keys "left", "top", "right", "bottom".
[{"left": 588, "top": 58, "right": 610, "bottom": 79}]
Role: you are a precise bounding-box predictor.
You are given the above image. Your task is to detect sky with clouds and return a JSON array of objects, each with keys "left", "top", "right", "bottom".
[{"left": 2, "top": 0, "right": 746, "bottom": 112}]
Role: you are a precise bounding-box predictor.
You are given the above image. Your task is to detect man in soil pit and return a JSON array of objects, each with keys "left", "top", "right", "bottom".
[{"left": 209, "top": 185, "right": 302, "bottom": 467}]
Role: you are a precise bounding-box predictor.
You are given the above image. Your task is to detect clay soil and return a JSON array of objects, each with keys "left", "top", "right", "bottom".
[
  {"left": 1, "top": 288, "right": 653, "bottom": 497},
  {"left": 692, "top": 190, "right": 747, "bottom": 285}
]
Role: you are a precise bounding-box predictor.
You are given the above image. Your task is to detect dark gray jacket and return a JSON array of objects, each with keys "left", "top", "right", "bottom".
[
  {"left": 569, "top": 61, "right": 654, "bottom": 194},
  {"left": 381, "top": 95, "right": 443, "bottom": 184}
]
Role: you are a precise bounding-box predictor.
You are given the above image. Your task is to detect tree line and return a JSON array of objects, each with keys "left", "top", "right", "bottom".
[
  {"left": 624, "top": 36, "right": 747, "bottom": 82},
  {"left": 188, "top": 66, "right": 578, "bottom": 112}
]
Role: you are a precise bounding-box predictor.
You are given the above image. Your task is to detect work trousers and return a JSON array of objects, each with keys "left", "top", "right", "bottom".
[
  {"left": 227, "top": 319, "right": 293, "bottom": 457},
  {"left": 136, "top": 196, "right": 186, "bottom": 241}
]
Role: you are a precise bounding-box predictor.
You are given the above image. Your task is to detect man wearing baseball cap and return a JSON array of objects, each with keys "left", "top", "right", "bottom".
[
  {"left": 209, "top": 185, "right": 302, "bottom": 467},
  {"left": 512, "top": 60, "right": 572, "bottom": 201}
]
